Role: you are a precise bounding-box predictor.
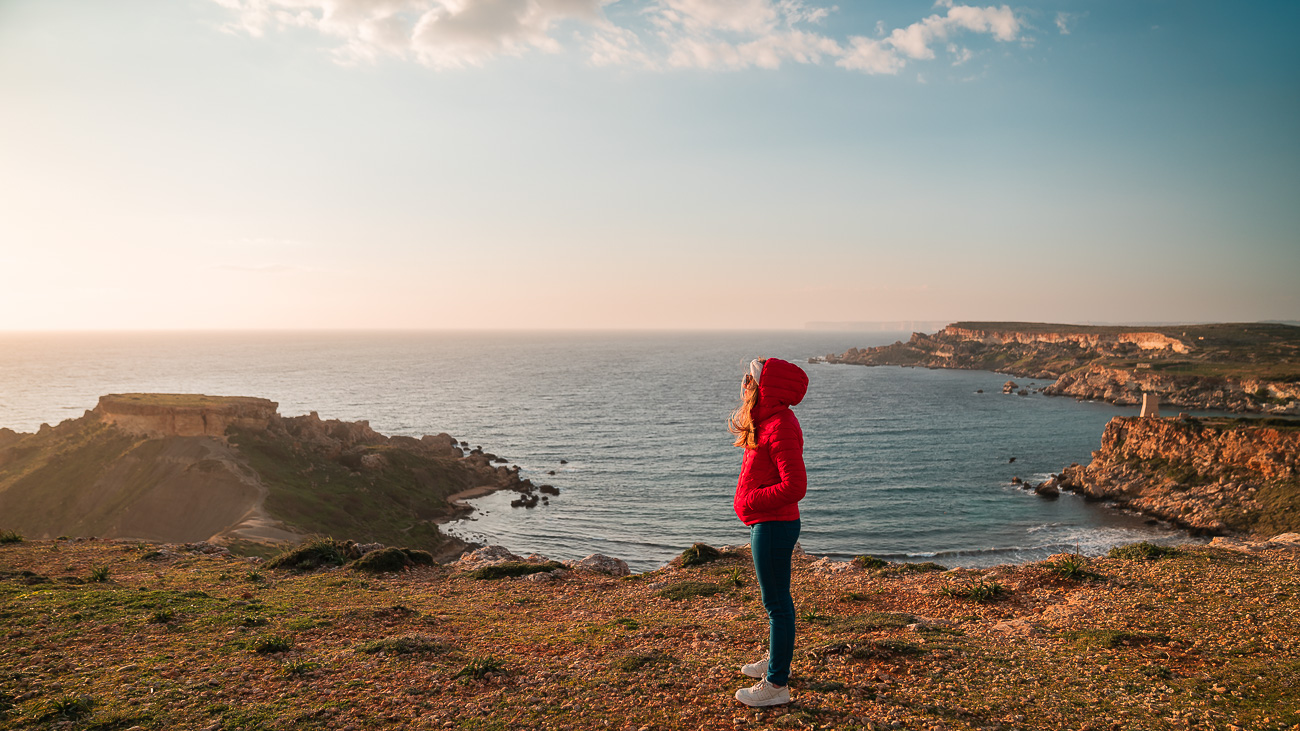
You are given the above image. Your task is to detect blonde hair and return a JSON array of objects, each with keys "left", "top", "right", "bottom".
[{"left": 728, "top": 359, "right": 766, "bottom": 449}]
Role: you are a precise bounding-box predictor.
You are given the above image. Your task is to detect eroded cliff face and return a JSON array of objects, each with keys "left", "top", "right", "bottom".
[
  {"left": 1058, "top": 417, "right": 1300, "bottom": 536},
  {"left": 96, "top": 394, "right": 278, "bottom": 439},
  {"left": 940, "top": 326, "right": 1189, "bottom": 354}
]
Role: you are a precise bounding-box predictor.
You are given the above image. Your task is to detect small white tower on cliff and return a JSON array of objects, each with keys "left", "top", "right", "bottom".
[{"left": 1140, "top": 392, "right": 1161, "bottom": 418}]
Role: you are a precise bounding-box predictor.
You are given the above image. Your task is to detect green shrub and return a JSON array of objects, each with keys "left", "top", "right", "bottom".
[
  {"left": 148, "top": 609, "right": 174, "bottom": 624},
  {"left": 655, "top": 581, "right": 722, "bottom": 601},
  {"left": 678, "top": 542, "right": 723, "bottom": 567},
  {"left": 721, "top": 567, "right": 746, "bottom": 587},
  {"left": 1108, "top": 542, "right": 1181, "bottom": 560},
  {"left": 351, "top": 547, "right": 435, "bottom": 573},
  {"left": 1045, "top": 553, "right": 1096, "bottom": 580},
  {"left": 941, "top": 579, "right": 1005, "bottom": 603},
  {"left": 800, "top": 607, "right": 830, "bottom": 623},
  {"left": 896, "top": 561, "right": 947, "bottom": 573},
  {"left": 0, "top": 530, "right": 23, "bottom": 544},
  {"left": 88, "top": 566, "right": 110, "bottom": 583},
  {"left": 465, "top": 561, "right": 563, "bottom": 580},
  {"left": 852, "top": 555, "right": 887, "bottom": 570},
  {"left": 44, "top": 695, "right": 96, "bottom": 721},
  {"left": 251, "top": 635, "right": 294, "bottom": 654},
  {"left": 356, "top": 633, "right": 447, "bottom": 655},
  {"left": 244, "top": 571, "right": 265, "bottom": 583},
  {"left": 265, "top": 537, "right": 351, "bottom": 571},
  {"left": 454, "top": 655, "right": 506, "bottom": 680}
]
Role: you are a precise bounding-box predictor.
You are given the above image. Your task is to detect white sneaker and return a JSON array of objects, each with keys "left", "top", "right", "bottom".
[
  {"left": 734, "top": 679, "right": 790, "bottom": 707},
  {"left": 740, "top": 655, "right": 768, "bottom": 679}
]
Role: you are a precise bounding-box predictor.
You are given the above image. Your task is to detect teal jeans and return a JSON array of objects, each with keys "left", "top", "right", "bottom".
[{"left": 750, "top": 519, "right": 800, "bottom": 686}]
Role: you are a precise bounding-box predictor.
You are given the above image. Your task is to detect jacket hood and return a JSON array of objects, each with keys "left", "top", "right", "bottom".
[{"left": 751, "top": 357, "right": 808, "bottom": 424}]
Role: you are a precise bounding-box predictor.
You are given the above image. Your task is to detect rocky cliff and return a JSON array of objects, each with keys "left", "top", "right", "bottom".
[
  {"left": 1055, "top": 416, "right": 1300, "bottom": 536},
  {"left": 0, "top": 395, "right": 559, "bottom": 556},
  {"left": 823, "top": 322, "right": 1300, "bottom": 414}
]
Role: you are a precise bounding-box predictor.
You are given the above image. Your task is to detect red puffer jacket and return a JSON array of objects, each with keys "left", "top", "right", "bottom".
[{"left": 733, "top": 358, "right": 809, "bottom": 526}]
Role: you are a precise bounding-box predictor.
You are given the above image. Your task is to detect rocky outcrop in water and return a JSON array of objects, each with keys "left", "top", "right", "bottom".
[{"left": 1057, "top": 416, "right": 1300, "bottom": 536}]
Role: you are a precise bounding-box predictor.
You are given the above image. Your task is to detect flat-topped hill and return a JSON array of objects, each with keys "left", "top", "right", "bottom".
[
  {"left": 97, "top": 393, "right": 278, "bottom": 439},
  {"left": 0, "top": 395, "right": 554, "bottom": 556},
  {"left": 825, "top": 322, "right": 1300, "bottom": 413}
]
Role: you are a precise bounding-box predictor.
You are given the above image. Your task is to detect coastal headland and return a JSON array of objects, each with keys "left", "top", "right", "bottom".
[
  {"left": 0, "top": 394, "right": 556, "bottom": 557},
  {"left": 822, "top": 322, "right": 1300, "bottom": 414},
  {"left": 1028, "top": 416, "right": 1300, "bottom": 537}
]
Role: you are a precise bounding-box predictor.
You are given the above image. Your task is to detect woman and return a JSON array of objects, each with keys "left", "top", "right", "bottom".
[{"left": 729, "top": 357, "right": 809, "bottom": 707}]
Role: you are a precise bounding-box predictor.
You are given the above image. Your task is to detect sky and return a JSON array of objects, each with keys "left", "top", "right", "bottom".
[{"left": 0, "top": 0, "right": 1297, "bottom": 330}]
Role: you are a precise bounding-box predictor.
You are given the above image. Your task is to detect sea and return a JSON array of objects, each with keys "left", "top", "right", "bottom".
[{"left": 0, "top": 330, "right": 1199, "bottom": 572}]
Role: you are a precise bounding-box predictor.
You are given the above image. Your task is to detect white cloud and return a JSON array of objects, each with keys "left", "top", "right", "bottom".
[
  {"left": 886, "top": 4, "right": 1018, "bottom": 60},
  {"left": 212, "top": 0, "right": 1024, "bottom": 75},
  {"left": 1055, "top": 11, "right": 1084, "bottom": 35},
  {"left": 836, "top": 36, "right": 902, "bottom": 74}
]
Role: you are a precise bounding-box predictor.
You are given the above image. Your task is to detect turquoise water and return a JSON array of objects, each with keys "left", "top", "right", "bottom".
[{"left": 0, "top": 331, "right": 1188, "bottom": 571}]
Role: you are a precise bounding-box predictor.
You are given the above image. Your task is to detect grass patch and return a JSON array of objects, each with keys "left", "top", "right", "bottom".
[
  {"left": 616, "top": 651, "right": 674, "bottom": 672},
  {"left": 281, "top": 659, "right": 320, "bottom": 677},
  {"left": 1044, "top": 553, "right": 1097, "bottom": 580},
  {"left": 148, "top": 609, "right": 175, "bottom": 624},
  {"left": 1061, "top": 629, "right": 1171, "bottom": 648},
  {"left": 453, "top": 655, "right": 506, "bottom": 680},
  {"left": 851, "top": 639, "right": 924, "bottom": 660},
  {"left": 678, "top": 542, "right": 723, "bottom": 567},
  {"left": 1108, "top": 542, "right": 1182, "bottom": 560},
  {"left": 656, "top": 581, "right": 722, "bottom": 601},
  {"left": 0, "top": 530, "right": 23, "bottom": 544},
  {"left": 465, "top": 561, "right": 563, "bottom": 580},
  {"left": 40, "top": 694, "right": 96, "bottom": 722},
  {"left": 941, "top": 579, "right": 1006, "bottom": 603},
  {"left": 800, "top": 607, "right": 830, "bottom": 624},
  {"left": 720, "top": 566, "right": 746, "bottom": 587},
  {"left": 832, "top": 611, "right": 915, "bottom": 632},
  {"left": 350, "top": 546, "right": 435, "bottom": 573},
  {"left": 88, "top": 566, "right": 110, "bottom": 582},
  {"left": 356, "top": 633, "right": 447, "bottom": 655},
  {"left": 251, "top": 634, "right": 294, "bottom": 654}
]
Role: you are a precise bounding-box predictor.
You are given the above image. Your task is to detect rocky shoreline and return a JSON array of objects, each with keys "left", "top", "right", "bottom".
[
  {"left": 821, "top": 322, "right": 1300, "bottom": 414},
  {"left": 1014, "top": 416, "right": 1300, "bottom": 538}
]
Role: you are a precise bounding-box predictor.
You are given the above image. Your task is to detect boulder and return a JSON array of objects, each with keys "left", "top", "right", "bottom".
[{"left": 564, "top": 554, "right": 631, "bottom": 577}]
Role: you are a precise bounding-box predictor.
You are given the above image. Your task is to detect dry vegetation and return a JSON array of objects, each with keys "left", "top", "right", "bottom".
[{"left": 1, "top": 537, "right": 1298, "bottom": 731}]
